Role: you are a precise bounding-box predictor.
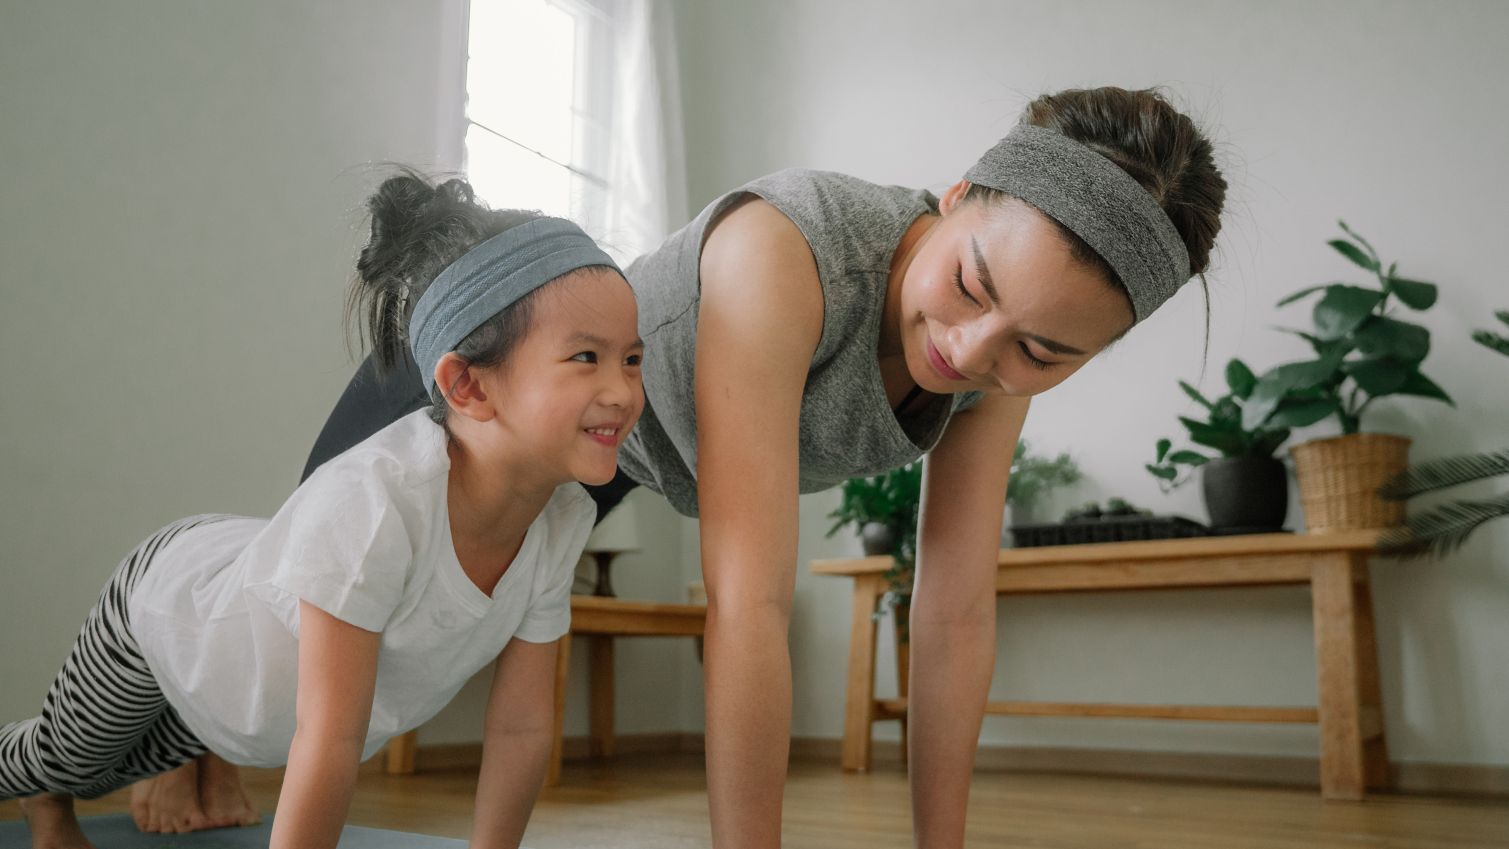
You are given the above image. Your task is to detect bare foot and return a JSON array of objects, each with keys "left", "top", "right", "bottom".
[
  {"left": 128, "top": 760, "right": 212, "bottom": 834},
  {"left": 196, "top": 753, "right": 260, "bottom": 828},
  {"left": 18, "top": 793, "right": 98, "bottom": 849}
]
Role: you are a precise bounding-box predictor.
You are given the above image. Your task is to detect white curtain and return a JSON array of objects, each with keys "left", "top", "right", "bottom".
[{"left": 599, "top": 0, "right": 689, "bottom": 265}]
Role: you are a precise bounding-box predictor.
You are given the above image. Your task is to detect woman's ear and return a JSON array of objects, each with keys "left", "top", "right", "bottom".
[
  {"left": 433, "top": 353, "right": 497, "bottom": 423},
  {"left": 938, "top": 179, "right": 972, "bottom": 215}
]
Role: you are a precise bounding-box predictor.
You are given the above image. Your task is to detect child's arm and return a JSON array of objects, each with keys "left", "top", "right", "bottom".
[
  {"left": 269, "top": 600, "right": 382, "bottom": 849},
  {"left": 468, "top": 635, "right": 562, "bottom": 849}
]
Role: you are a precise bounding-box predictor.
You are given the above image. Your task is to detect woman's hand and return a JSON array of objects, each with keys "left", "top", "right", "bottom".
[
  {"left": 469, "top": 636, "right": 561, "bottom": 849},
  {"left": 269, "top": 600, "right": 381, "bottom": 849}
]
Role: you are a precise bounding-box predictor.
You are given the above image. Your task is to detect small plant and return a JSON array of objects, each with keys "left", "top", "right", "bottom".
[
  {"left": 827, "top": 462, "right": 923, "bottom": 612},
  {"left": 1380, "top": 311, "right": 1509, "bottom": 557},
  {"left": 1146, "top": 358, "right": 1291, "bottom": 490},
  {"left": 1240, "top": 222, "right": 1453, "bottom": 435},
  {"left": 1063, "top": 498, "right": 1148, "bottom": 522},
  {"left": 1009, "top": 440, "right": 1081, "bottom": 517}
]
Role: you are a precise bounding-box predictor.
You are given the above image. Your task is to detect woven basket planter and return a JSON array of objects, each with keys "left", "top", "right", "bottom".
[{"left": 1290, "top": 433, "right": 1411, "bottom": 532}]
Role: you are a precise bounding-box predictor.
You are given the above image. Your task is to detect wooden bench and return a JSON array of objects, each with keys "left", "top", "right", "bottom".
[
  {"left": 384, "top": 594, "right": 706, "bottom": 785},
  {"left": 811, "top": 531, "right": 1388, "bottom": 800}
]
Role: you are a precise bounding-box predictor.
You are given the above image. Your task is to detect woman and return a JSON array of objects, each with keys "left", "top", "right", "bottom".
[{"left": 137, "top": 86, "right": 1226, "bottom": 848}]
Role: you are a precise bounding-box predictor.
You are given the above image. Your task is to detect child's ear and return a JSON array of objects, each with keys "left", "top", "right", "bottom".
[{"left": 433, "top": 354, "right": 497, "bottom": 423}]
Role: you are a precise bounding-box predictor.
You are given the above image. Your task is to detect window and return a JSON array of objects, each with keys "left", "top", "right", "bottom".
[{"left": 462, "top": 0, "right": 612, "bottom": 232}]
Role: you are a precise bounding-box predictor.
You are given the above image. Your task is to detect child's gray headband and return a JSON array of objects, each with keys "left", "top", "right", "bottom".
[
  {"left": 964, "top": 123, "right": 1191, "bottom": 323},
  {"left": 408, "top": 217, "right": 620, "bottom": 396}
]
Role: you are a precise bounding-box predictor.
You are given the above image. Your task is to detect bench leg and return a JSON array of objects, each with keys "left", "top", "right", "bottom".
[
  {"left": 841, "top": 574, "right": 884, "bottom": 772},
  {"left": 1351, "top": 555, "right": 1391, "bottom": 790},
  {"left": 589, "top": 636, "right": 615, "bottom": 758},
  {"left": 385, "top": 730, "right": 417, "bottom": 775},
  {"left": 1313, "top": 553, "right": 1370, "bottom": 800},
  {"left": 894, "top": 603, "right": 910, "bottom": 769},
  {"left": 547, "top": 633, "right": 572, "bottom": 786}
]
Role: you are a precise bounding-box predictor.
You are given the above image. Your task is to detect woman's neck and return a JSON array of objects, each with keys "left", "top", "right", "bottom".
[{"left": 878, "top": 212, "right": 940, "bottom": 408}]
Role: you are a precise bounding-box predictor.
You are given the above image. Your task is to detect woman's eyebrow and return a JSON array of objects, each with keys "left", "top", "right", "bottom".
[
  {"left": 1025, "top": 333, "right": 1087, "bottom": 357},
  {"left": 970, "top": 236, "right": 1001, "bottom": 306}
]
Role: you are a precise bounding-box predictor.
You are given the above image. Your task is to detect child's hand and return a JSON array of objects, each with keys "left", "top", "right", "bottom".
[
  {"left": 468, "top": 636, "right": 562, "bottom": 849},
  {"left": 269, "top": 600, "right": 382, "bottom": 849}
]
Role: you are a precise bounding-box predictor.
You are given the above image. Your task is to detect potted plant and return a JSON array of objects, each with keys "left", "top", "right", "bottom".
[
  {"left": 1240, "top": 222, "right": 1453, "bottom": 531},
  {"left": 1145, "top": 358, "right": 1292, "bottom": 531},
  {"left": 1379, "top": 311, "right": 1509, "bottom": 556},
  {"left": 1003, "top": 440, "right": 1082, "bottom": 531}
]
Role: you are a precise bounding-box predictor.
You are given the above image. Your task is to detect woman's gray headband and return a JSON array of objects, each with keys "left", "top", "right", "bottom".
[
  {"left": 964, "top": 123, "right": 1190, "bottom": 323},
  {"left": 408, "top": 217, "right": 620, "bottom": 396}
]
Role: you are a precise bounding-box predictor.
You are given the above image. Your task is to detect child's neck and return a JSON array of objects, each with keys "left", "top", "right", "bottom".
[{"left": 444, "top": 433, "right": 559, "bottom": 596}]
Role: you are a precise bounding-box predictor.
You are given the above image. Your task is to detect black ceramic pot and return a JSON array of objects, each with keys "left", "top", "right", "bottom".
[
  {"left": 1201, "top": 455, "right": 1288, "bottom": 532},
  {"left": 860, "top": 522, "right": 897, "bottom": 556}
]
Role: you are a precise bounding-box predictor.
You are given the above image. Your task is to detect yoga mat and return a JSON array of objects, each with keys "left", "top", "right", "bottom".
[{"left": 0, "top": 813, "right": 473, "bottom": 847}]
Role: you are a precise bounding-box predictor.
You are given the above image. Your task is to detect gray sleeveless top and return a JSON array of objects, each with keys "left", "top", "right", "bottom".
[{"left": 618, "top": 169, "right": 984, "bottom": 518}]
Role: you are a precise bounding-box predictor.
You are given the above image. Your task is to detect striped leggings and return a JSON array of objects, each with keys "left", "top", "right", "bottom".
[{"left": 0, "top": 516, "right": 223, "bottom": 800}]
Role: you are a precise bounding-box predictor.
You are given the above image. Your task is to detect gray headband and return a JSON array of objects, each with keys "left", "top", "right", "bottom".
[
  {"left": 964, "top": 123, "right": 1190, "bottom": 323},
  {"left": 408, "top": 217, "right": 620, "bottom": 396}
]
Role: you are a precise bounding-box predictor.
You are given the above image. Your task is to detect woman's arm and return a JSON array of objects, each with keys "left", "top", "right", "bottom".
[
  {"left": 694, "top": 197, "right": 825, "bottom": 849},
  {"left": 469, "top": 637, "right": 561, "bottom": 849},
  {"left": 909, "top": 392, "right": 1029, "bottom": 849},
  {"left": 270, "top": 600, "right": 383, "bottom": 849}
]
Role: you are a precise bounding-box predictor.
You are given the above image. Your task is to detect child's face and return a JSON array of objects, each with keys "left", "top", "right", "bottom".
[{"left": 484, "top": 270, "right": 645, "bottom": 487}]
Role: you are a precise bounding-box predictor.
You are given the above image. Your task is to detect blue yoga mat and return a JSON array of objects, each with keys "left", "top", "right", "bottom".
[{"left": 0, "top": 813, "right": 471, "bottom": 847}]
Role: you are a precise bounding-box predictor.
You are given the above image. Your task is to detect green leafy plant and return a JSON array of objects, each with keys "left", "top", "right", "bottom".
[
  {"left": 1008, "top": 440, "right": 1081, "bottom": 517},
  {"left": 1146, "top": 358, "right": 1291, "bottom": 490},
  {"left": 1240, "top": 222, "right": 1453, "bottom": 435},
  {"left": 1380, "top": 311, "right": 1509, "bottom": 557},
  {"left": 827, "top": 462, "right": 923, "bottom": 611}
]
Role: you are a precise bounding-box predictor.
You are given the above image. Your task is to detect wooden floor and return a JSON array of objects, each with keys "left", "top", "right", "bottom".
[{"left": 3, "top": 754, "right": 1506, "bottom": 848}]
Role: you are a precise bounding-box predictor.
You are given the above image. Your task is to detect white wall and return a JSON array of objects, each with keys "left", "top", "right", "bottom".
[{"left": 671, "top": 0, "right": 1509, "bottom": 765}]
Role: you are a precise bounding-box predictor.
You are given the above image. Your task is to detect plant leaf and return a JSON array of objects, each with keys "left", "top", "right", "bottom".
[
  {"left": 1354, "top": 316, "right": 1430, "bottom": 363},
  {"left": 1146, "top": 463, "right": 1179, "bottom": 481},
  {"left": 1337, "top": 221, "right": 1379, "bottom": 262},
  {"left": 1225, "top": 359, "right": 1256, "bottom": 398},
  {"left": 1155, "top": 437, "right": 1172, "bottom": 464},
  {"left": 1473, "top": 329, "right": 1509, "bottom": 358},
  {"left": 1378, "top": 493, "right": 1509, "bottom": 559},
  {"left": 1393, "top": 370, "right": 1454, "bottom": 405},
  {"left": 1276, "top": 285, "right": 1328, "bottom": 307},
  {"left": 1180, "top": 417, "right": 1247, "bottom": 455},
  {"left": 1328, "top": 238, "right": 1380, "bottom": 271},
  {"left": 1313, "top": 286, "right": 1384, "bottom": 340},
  {"left": 1265, "top": 398, "right": 1338, "bottom": 429},
  {"left": 1379, "top": 448, "right": 1509, "bottom": 499},
  {"left": 1179, "top": 380, "right": 1215, "bottom": 411},
  {"left": 1344, "top": 357, "right": 1410, "bottom": 396},
  {"left": 1386, "top": 276, "right": 1438, "bottom": 310},
  {"left": 1252, "top": 428, "right": 1292, "bottom": 457},
  {"left": 1168, "top": 450, "right": 1210, "bottom": 465}
]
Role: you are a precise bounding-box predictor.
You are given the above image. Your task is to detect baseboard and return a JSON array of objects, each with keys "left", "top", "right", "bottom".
[{"left": 400, "top": 733, "right": 1509, "bottom": 797}]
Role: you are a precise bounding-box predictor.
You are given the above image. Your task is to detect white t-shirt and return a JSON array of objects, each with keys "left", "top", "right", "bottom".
[{"left": 129, "top": 410, "right": 595, "bottom": 767}]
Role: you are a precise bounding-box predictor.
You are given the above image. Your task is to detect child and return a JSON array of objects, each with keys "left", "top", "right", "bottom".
[{"left": 1, "top": 172, "right": 646, "bottom": 849}]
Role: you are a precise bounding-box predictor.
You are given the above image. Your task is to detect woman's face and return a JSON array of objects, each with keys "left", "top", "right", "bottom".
[{"left": 897, "top": 183, "right": 1136, "bottom": 397}]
